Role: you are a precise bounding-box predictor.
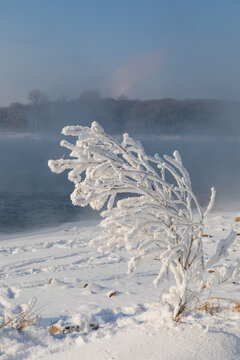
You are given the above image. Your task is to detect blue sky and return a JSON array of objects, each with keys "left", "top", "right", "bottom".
[{"left": 0, "top": 0, "right": 240, "bottom": 105}]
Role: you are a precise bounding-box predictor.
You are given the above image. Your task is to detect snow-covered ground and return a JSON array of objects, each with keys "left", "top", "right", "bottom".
[{"left": 0, "top": 211, "right": 240, "bottom": 359}]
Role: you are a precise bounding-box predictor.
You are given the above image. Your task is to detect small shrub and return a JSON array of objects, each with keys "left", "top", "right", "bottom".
[
  {"left": 232, "top": 302, "right": 240, "bottom": 312},
  {"left": 49, "top": 122, "right": 237, "bottom": 321},
  {"left": 49, "top": 324, "right": 62, "bottom": 334},
  {"left": 0, "top": 298, "right": 39, "bottom": 331},
  {"left": 193, "top": 298, "right": 220, "bottom": 315}
]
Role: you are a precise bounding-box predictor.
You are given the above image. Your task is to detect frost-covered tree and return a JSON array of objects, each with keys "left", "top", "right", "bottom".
[{"left": 48, "top": 122, "right": 237, "bottom": 321}]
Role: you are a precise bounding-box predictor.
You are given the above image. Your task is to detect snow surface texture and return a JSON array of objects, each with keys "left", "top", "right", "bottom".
[
  {"left": 48, "top": 122, "right": 237, "bottom": 320},
  {"left": 0, "top": 212, "right": 240, "bottom": 359}
]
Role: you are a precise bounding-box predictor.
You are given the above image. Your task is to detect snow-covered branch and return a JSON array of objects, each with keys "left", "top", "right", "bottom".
[{"left": 49, "top": 122, "right": 237, "bottom": 320}]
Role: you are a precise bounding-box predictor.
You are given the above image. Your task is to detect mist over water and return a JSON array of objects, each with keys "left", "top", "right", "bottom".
[
  {"left": 142, "top": 135, "right": 240, "bottom": 208},
  {"left": 0, "top": 130, "right": 239, "bottom": 234}
]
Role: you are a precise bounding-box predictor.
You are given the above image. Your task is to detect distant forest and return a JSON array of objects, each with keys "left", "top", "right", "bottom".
[{"left": 1, "top": 90, "right": 240, "bottom": 135}]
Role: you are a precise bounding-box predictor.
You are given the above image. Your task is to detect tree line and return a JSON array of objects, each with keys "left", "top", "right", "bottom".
[{"left": 0, "top": 90, "right": 239, "bottom": 135}]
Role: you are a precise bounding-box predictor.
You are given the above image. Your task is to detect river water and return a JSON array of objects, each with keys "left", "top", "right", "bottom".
[{"left": 0, "top": 133, "right": 239, "bottom": 233}]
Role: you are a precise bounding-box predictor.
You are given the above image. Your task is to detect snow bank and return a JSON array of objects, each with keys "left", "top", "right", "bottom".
[{"left": 0, "top": 212, "right": 240, "bottom": 359}]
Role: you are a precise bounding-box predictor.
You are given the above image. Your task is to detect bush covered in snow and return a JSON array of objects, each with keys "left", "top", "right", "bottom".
[{"left": 49, "top": 122, "right": 237, "bottom": 321}]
